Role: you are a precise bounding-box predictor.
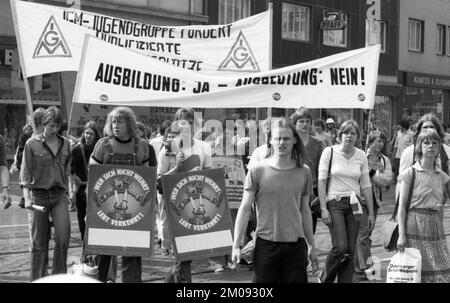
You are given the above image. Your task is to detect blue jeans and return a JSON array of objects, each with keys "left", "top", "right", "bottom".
[
  {"left": 29, "top": 189, "right": 70, "bottom": 281},
  {"left": 323, "top": 198, "right": 360, "bottom": 283}
]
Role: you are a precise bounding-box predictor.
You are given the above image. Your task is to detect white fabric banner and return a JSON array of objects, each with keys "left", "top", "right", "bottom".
[
  {"left": 73, "top": 35, "right": 380, "bottom": 109},
  {"left": 11, "top": 0, "right": 270, "bottom": 77}
]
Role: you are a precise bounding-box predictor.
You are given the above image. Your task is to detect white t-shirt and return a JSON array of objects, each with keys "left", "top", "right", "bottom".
[
  {"left": 150, "top": 135, "right": 164, "bottom": 155},
  {"left": 318, "top": 146, "right": 371, "bottom": 201}
]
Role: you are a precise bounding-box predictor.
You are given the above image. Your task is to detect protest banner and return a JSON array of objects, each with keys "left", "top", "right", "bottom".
[
  {"left": 10, "top": 0, "right": 270, "bottom": 77},
  {"left": 86, "top": 165, "right": 157, "bottom": 257},
  {"left": 161, "top": 168, "right": 233, "bottom": 261},
  {"left": 73, "top": 35, "right": 380, "bottom": 109},
  {"left": 212, "top": 156, "right": 246, "bottom": 208}
]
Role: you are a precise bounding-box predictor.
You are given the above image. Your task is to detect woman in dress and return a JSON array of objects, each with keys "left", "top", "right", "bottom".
[{"left": 397, "top": 128, "right": 450, "bottom": 282}]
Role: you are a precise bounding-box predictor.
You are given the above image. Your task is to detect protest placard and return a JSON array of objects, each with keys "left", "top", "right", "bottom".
[
  {"left": 161, "top": 168, "right": 233, "bottom": 261},
  {"left": 86, "top": 165, "right": 156, "bottom": 256}
]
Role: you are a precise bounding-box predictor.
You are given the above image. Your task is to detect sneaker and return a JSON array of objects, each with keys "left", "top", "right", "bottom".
[
  {"left": 162, "top": 249, "right": 171, "bottom": 256},
  {"left": 214, "top": 265, "right": 232, "bottom": 273},
  {"left": 157, "top": 238, "right": 162, "bottom": 248},
  {"left": 3, "top": 200, "right": 12, "bottom": 209},
  {"left": 18, "top": 198, "right": 25, "bottom": 208}
]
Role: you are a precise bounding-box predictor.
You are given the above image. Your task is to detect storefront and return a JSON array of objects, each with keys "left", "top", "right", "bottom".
[
  {"left": 1, "top": 39, "right": 60, "bottom": 161},
  {"left": 399, "top": 72, "right": 450, "bottom": 127}
]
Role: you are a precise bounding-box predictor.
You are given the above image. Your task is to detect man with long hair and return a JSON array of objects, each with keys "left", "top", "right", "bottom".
[{"left": 232, "top": 118, "right": 318, "bottom": 283}]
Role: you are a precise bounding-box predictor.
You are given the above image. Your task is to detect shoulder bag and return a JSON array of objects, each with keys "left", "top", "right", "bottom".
[{"left": 382, "top": 168, "right": 415, "bottom": 251}]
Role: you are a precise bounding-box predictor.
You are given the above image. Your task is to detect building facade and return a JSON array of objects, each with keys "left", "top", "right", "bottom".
[
  {"left": 207, "top": 0, "right": 399, "bottom": 141},
  {"left": 398, "top": 0, "right": 450, "bottom": 128}
]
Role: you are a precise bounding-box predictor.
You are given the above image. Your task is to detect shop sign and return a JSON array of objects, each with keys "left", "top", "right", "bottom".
[
  {"left": 0, "top": 48, "right": 13, "bottom": 66},
  {"left": 320, "top": 12, "right": 346, "bottom": 30},
  {"left": 406, "top": 72, "right": 450, "bottom": 89}
]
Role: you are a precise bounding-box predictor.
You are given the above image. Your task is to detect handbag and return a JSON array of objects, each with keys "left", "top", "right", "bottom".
[
  {"left": 382, "top": 168, "right": 415, "bottom": 251},
  {"left": 311, "top": 147, "right": 334, "bottom": 217}
]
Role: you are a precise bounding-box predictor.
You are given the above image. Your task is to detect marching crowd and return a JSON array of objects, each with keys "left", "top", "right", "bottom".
[{"left": 1, "top": 105, "right": 450, "bottom": 283}]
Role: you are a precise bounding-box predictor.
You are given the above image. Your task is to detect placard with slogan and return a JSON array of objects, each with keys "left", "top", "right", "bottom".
[
  {"left": 212, "top": 156, "right": 246, "bottom": 209},
  {"left": 86, "top": 165, "right": 157, "bottom": 257},
  {"left": 73, "top": 35, "right": 380, "bottom": 109},
  {"left": 11, "top": 0, "right": 270, "bottom": 77},
  {"left": 161, "top": 168, "right": 233, "bottom": 261}
]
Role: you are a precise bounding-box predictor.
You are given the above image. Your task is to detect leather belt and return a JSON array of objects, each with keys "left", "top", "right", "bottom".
[{"left": 333, "top": 195, "right": 350, "bottom": 201}]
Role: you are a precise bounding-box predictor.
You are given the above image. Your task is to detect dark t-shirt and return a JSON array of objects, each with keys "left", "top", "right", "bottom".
[{"left": 71, "top": 143, "right": 95, "bottom": 182}]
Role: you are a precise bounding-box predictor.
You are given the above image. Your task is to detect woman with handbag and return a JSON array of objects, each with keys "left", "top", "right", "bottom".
[
  {"left": 354, "top": 131, "right": 393, "bottom": 280},
  {"left": 397, "top": 129, "right": 450, "bottom": 283},
  {"left": 317, "top": 120, "right": 375, "bottom": 283}
]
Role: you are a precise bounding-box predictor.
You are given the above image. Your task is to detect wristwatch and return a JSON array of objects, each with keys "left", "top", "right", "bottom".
[{"left": 2, "top": 186, "right": 9, "bottom": 190}]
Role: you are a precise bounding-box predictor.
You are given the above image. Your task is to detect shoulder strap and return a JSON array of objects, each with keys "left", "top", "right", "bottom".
[
  {"left": 133, "top": 137, "right": 139, "bottom": 154},
  {"left": 391, "top": 167, "right": 415, "bottom": 220},
  {"left": 80, "top": 144, "right": 88, "bottom": 177},
  {"left": 440, "top": 145, "right": 449, "bottom": 174},
  {"left": 326, "top": 147, "right": 334, "bottom": 194}
]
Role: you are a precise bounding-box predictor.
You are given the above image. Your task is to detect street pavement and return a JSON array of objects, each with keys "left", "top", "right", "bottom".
[{"left": 2, "top": 172, "right": 450, "bottom": 283}]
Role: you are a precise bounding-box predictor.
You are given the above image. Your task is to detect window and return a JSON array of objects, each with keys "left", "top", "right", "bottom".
[
  {"left": 281, "top": 3, "right": 310, "bottom": 41},
  {"left": 323, "top": 12, "right": 348, "bottom": 47},
  {"left": 365, "top": 19, "right": 387, "bottom": 53},
  {"left": 408, "top": 19, "right": 423, "bottom": 52},
  {"left": 447, "top": 26, "right": 450, "bottom": 56},
  {"left": 436, "top": 24, "right": 445, "bottom": 55},
  {"left": 218, "top": 0, "right": 251, "bottom": 24}
]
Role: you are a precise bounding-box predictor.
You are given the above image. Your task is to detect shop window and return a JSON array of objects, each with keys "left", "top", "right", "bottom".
[
  {"left": 323, "top": 12, "right": 348, "bottom": 48},
  {"left": 281, "top": 3, "right": 310, "bottom": 41},
  {"left": 366, "top": 19, "right": 387, "bottom": 53},
  {"left": 436, "top": 24, "right": 445, "bottom": 55},
  {"left": 408, "top": 19, "right": 423, "bottom": 52},
  {"left": 402, "top": 88, "right": 443, "bottom": 123},
  {"left": 218, "top": 0, "right": 251, "bottom": 25}
]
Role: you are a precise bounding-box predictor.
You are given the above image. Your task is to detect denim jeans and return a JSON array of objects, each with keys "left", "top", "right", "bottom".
[
  {"left": 323, "top": 198, "right": 360, "bottom": 283},
  {"left": 354, "top": 204, "right": 379, "bottom": 271},
  {"left": 253, "top": 237, "right": 308, "bottom": 283},
  {"left": 29, "top": 189, "right": 70, "bottom": 281}
]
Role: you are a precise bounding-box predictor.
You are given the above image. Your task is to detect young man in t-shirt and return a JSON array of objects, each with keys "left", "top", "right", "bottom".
[{"left": 232, "top": 118, "right": 319, "bottom": 283}]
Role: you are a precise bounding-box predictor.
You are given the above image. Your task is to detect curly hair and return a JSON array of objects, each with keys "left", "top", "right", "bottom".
[{"left": 104, "top": 106, "right": 138, "bottom": 138}]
